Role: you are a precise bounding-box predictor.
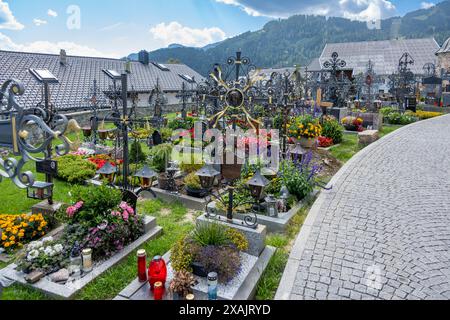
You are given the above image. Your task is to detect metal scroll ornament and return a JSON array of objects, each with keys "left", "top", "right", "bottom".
[{"left": 0, "top": 79, "right": 71, "bottom": 188}]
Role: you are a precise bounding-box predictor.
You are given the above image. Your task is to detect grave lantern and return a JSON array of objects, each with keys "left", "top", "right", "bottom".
[
  {"left": 134, "top": 165, "right": 157, "bottom": 189},
  {"left": 246, "top": 169, "right": 270, "bottom": 201},
  {"left": 290, "top": 144, "right": 307, "bottom": 162},
  {"left": 27, "top": 181, "right": 53, "bottom": 201},
  {"left": 265, "top": 194, "right": 279, "bottom": 218},
  {"left": 96, "top": 162, "right": 117, "bottom": 183},
  {"left": 196, "top": 164, "right": 220, "bottom": 190}
]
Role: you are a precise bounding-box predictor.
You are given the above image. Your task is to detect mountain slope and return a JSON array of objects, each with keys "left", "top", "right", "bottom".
[{"left": 131, "top": 0, "right": 450, "bottom": 75}]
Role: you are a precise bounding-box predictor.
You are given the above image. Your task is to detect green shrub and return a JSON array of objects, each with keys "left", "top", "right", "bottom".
[
  {"left": 168, "top": 117, "right": 195, "bottom": 130},
  {"left": 129, "top": 140, "right": 147, "bottom": 164},
  {"left": 149, "top": 143, "right": 173, "bottom": 173},
  {"left": 192, "top": 223, "right": 229, "bottom": 247},
  {"left": 70, "top": 185, "right": 123, "bottom": 226},
  {"left": 184, "top": 172, "right": 202, "bottom": 190},
  {"left": 56, "top": 155, "right": 96, "bottom": 184},
  {"left": 386, "top": 112, "right": 417, "bottom": 125},
  {"left": 160, "top": 127, "right": 173, "bottom": 142},
  {"left": 380, "top": 107, "right": 396, "bottom": 117},
  {"left": 322, "top": 118, "right": 344, "bottom": 144},
  {"left": 283, "top": 160, "right": 315, "bottom": 201}
]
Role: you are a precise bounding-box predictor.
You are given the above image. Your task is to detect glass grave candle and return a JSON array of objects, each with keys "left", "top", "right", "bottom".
[
  {"left": 207, "top": 272, "right": 218, "bottom": 300},
  {"left": 153, "top": 281, "right": 164, "bottom": 300},
  {"left": 82, "top": 248, "right": 93, "bottom": 273},
  {"left": 137, "top": 249, "right": 147, "bottom": 282}
]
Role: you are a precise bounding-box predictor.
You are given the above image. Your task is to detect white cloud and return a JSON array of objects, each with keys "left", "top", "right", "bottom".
[
  {"left": 215, "top": 0, "right": 397, "bottom": 21},
  {"left": 33, "top": 18, "right": 47, "bottom": 26},
  {"left": 47, "top": 9, "right": 58, "bottom": 17},
  {"left": 149, "top": 21, "right": 226, "bottom": 47},
  {"left": 420, "top": 2, "right": 435, "bottom": 9},
  {"left": 0, "top": 31, "right": 115, "bottom": 58},
  {"left": 0, "top": 0, "right": 24, "bottom": 30}
]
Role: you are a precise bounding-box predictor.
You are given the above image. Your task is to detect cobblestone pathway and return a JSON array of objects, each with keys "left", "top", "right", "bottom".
[{"left": 276, "top": 115, "right": 450, "bottom": 300}]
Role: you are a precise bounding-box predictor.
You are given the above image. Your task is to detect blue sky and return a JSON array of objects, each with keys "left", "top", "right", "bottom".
[{"left": 0, "top": 0, "right": 443, "bottom": 58}]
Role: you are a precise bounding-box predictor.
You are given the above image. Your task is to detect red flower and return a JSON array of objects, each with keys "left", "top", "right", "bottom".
[{"left": 318, "top": 136, "right": 333, "bottom": 148}]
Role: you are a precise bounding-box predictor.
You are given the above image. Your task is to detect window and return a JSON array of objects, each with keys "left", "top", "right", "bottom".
[
  {"left": 102, "top": 69, "right": 121, "bottom": 80},
  {"left": 178, "top": 74, "right": 195, "bottom": 83},
  {"left": 29, "top": 68, "right": 58, "bottom": 83},
  {"left": 152, "top": 62, "right": 170, "bottom": 71}
]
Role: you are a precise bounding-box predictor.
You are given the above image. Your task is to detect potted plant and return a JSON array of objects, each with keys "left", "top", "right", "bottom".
[
  {"left": 184, "top": 172, "right": 207, "bottom": 198},
  {"left": 171, "top": 223, "right": 249, "bottom": 283},
  {"left": 169, "top": 270, "right": 197, "bottom": 300},
  {"left": 149, "top": 143, "right": 173, "bottom": 190},
  {"left": 341, "top": 116, "right": 364, "bottom": 132},
  {"left": 288, "top": 115, "right": 322, "bottom": 148}
]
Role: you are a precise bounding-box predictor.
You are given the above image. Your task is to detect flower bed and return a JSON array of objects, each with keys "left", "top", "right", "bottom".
[
  {"left": 0, "top": 214, "right": 49, "bottom": 253},
  {"left": 15, "top": 186, "right": 144, "bottom": 276}
]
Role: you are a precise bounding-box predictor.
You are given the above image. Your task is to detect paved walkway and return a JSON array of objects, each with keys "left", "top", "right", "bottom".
[{"left": 276, "top": 115, "right": 450, "bottom": 300}]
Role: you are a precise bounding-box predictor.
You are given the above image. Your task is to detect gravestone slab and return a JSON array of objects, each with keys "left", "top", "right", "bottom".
[{"left": 358, "top": 130, "right": 379, "bottom": 146}]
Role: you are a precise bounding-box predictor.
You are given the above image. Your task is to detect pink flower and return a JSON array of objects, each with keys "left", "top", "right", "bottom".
[
  {"left": 122, "top": 211, "right": 129, "bottom": 221},
  {"left": 74, "top": 201, "right": 84, "bottom": 210},
  {"left": 119, "top": 202, "right": 128, "bottom": 211},
  {"left": 111, "top": 211, "right": 120, "bottom": 217},
  {"left": 66, "top": 206, "right": 76, "bottom": 218},
  {"left": 126, "top": 206, "right": 134, "bottom": 215}
]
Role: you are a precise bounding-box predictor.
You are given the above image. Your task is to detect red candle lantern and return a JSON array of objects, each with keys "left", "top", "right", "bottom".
[
  {"left": 148, "top": 256, "right": 167, "bottom": 290},
  {"left": 153, "top": 281, "right": 164, "bottom": 300},
  {"left": 137, "top": 249, "right": 147, "bottom": 282}
]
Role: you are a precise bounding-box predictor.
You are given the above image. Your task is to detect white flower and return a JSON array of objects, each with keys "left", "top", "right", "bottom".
[
  {"left": 29, "top": 241, "right": 43, "bottom": 250},
  {"left": 27, "top": 250, "right": 40, "bottom": 261},
  {"left": 44, "top": 246, "right": 56, "bottom": 257},
  {"left": 53, "top": 244, "right": 64, "bottom": 253},
  {"left": 42, "top": 236, "right": 54, "bottom": 244}
]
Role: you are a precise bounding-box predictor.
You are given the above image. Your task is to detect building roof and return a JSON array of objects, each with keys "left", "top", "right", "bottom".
[
  {"left": 317, "top": 38, "right": 440, "bottom": 76},
  {"left": 251, "top": 67, "right": 306, "bottom": 82},
  {"left": 0, "top": 50, "right": 203, "bottom": 110},
  {"left": 307, "top": 58, "right": 322, "bottom": 72},
  {"left": 437, "top": 37, "right": 450, "bottom": 55}
]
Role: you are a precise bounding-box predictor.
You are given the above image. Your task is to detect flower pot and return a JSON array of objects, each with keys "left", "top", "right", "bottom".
[
  {"left": 299, "top": 137, "right": 317, "bottom": 149},
  {"left": 191, "top": 262, "right": 208, "bottom": 278},
  {"left": 186, "top": 187, "right": 208, "bottom": 198}
]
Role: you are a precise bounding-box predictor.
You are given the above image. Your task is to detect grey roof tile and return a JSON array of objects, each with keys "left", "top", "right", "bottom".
[
  {"left": 0, "top": 50, "right": 203, "bottom": 110},
  {"left": 317, "top": 38, "right": 440, "bottom": 75}
]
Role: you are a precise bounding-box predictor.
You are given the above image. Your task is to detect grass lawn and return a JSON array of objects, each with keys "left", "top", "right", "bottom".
[{"left": 330, "top": 124, "right": 403, "bottom": 163}]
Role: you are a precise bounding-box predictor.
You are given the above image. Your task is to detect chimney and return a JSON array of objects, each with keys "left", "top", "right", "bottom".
[
  {"left": 138, "top": 50, "right": 149, "bottom": 65},
  {"left": 60, "top": 49, "right": 67, "bottom": 65},
  {"left": 125, "top": 60, "right": 132, "bottom": 73}
]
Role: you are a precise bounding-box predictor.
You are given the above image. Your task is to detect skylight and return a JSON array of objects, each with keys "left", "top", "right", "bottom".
[
  {"left": 102, "top": 69, "right": 122, "bottom": 80},
  {"left": 152, "top": 62, "right": 170, "bottom": 71},
  {"left": 29, "top": 69, "right": 59, "bottom": 83},
  {"left": 179, "top": 74, "right": 195, "bottom": 83}
]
